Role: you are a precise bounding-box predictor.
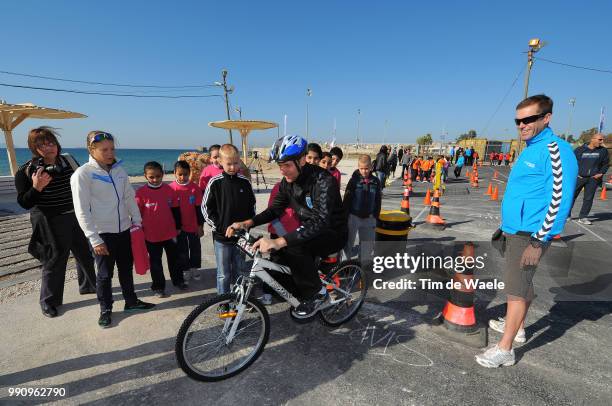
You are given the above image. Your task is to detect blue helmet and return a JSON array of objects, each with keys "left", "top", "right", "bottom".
[{"left": 269, "top": 135, "right": 308, "bottom": 163}]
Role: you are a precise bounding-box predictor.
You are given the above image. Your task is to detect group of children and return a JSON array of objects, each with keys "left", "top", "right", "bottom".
[
  {"left": 409, "top": 155, "right": 451, "bottom": 182},
  {"left": 133, "top": 140, "right": 388, "bottom": 305},
  {"left": 489, "top": 151, "right": 512, "bottom": 166}
]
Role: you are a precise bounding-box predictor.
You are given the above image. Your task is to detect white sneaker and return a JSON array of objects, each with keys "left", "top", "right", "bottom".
[
  {"left": 577, "top": 218, "right": 592, "bottom": 225},
  {"left": 475, "top": 345, "right": 516, "bottom": 368},
  {"left": 192, "top": 268, "right": 201, "bottom": 281},
  {"left": 488, "top": 317, "right": 526, "bottom": 343}
]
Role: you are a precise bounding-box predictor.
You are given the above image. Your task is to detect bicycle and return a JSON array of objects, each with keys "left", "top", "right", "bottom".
[{"left": 175, "top": 229, "right": 367, "bottom": 381}]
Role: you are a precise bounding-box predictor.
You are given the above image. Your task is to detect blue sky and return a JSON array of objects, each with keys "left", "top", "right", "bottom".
[{"left": 1, "top": 0, "right": 611, "bottom": 150}]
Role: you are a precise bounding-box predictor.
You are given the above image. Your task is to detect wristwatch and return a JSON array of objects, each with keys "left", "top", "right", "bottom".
[{"left": 529, "top": 237, "right": 547, "bottom": 249}]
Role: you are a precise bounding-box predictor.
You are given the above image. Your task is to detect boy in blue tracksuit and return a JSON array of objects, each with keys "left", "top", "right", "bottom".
[{"left": 476, "top": 95, "right": 578, "bottom": 368}]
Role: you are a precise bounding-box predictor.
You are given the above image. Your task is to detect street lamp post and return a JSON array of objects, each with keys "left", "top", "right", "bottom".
[
  {"left": 356, "top": 109, "right": 361, "bottom": 147},
  {"left": 306, "top": 88, "right": 312, "bottom": 138},
  {"left": 567, "top": 98, "right": 576, "bottom": 139},
  {"left": 235, "top": 106, "right": 242, "bottom": 119},
  {"left": 518, "top": 38, "right": 546, "bottom": 154}
]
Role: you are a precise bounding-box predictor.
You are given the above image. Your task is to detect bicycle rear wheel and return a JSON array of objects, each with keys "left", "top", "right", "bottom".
[
  {"left": 319, "top": 260, "right": 367, "bottom": 327},
  {"left": 175, "top": 293, "right": 270, "bottom": 381}
]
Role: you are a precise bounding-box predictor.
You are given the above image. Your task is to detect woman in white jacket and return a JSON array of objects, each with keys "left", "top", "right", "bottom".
[{"left": 71, "top": 131, "right": 155, "bottom": 328}]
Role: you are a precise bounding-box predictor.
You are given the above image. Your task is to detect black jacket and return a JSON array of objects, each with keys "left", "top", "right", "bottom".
[
  {"left": 252, "top": 163, "right": 347, "bottom": 245},
  {"left": 343, "top": 170, "right": 382, "bottom": 219},
  {"left": 374, "top": 152, "right": 388, "bottom": 173},
  {"left": 203, "top": 172, "right": 256, "bottom": 243},
  {"left": 574, "top": 144, "right": 609, "bottom": 178}
]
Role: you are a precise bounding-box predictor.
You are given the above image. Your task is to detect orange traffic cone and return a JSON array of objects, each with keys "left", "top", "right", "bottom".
[
  {"left": 493, "top": 170, "right": 498, "bottom": 180},
  {"left": 424, "top": 189, "right": 445, "bottom": 229},
  {"left": 466, "top": 168, "right": 471, "bottom": 178},
  {"left": 400, "top": 187, "right": 411, "bottom": 215},
  {"left": 601, "top": 186, "right": 608, "bottom": 201},
  {"left": 471, "top": 170, "right": 479, "bottom": 188},
  {"left": 490, "top": 185, "right": 499, "bottom": 201},
  {"left": 433, "top": 242, "right": 486, "bottom": 348},
  {"left": 423, "top": 188, "right": 432, "bottom": 205},
  {"left": 485, "top": 182, "right": 492, "bottom": 196}
]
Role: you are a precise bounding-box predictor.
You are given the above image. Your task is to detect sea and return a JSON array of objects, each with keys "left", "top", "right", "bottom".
[{"left": 0, "top": 148, "right": 193, "bottom": 176}]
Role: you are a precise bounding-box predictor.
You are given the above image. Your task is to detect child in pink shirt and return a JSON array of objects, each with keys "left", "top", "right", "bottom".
[
  {"left": 170, "top": 161, "right": 204, "bottom": 282},
  {"left": 136, "top": 161, "right": 185, "bottom": 297},
  {"left": 199, "top": 144, "right": 222, "bottom": 191}
]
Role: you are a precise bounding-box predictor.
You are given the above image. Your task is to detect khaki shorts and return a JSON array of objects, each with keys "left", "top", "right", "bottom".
[{"left": 503, "top": 233, "right": 547, "bottom": 300}]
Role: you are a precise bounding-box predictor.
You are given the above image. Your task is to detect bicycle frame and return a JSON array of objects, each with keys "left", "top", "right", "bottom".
[{"left": 223, "top": 232, "right": 352, "bottom": 343}]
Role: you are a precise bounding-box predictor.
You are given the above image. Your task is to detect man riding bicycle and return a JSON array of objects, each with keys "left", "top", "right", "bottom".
[{"left": 226, "top": 135, "right": 348, "bottom": 318}]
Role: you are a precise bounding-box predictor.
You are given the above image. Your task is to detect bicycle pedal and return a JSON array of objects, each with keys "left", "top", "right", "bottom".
[{"left": 218, "top": 311, "right": 237, "bottom": 319}]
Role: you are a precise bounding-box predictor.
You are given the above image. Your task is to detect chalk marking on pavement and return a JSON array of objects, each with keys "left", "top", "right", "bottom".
[
  {"left": 570, "top": 220, "right": 612, "bottom": 247},
  {"left": 412, "top": 206, "right": 429, "bottom": 222}
]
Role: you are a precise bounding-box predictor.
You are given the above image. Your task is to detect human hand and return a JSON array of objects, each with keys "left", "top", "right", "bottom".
[
  {"left": 252, "top": 237, "right": 287, "bottom": 253},
  {"left": 593, "top": 173, "right": 603, "bottom": 180},
  {"left": 93, "top": 243, "right": 110, "bottom": 256},
  {"left": 225, "top": 220, "right": 254, "bottom": 238},
  {"left": 32, "top": 167, "right": 52, "bottom": 192},
  {"left": 520, "top": 245, "right": 542, "bottom": 268},
  {"left": 197, "top": 225, "right": 204, "bottom": 238}
]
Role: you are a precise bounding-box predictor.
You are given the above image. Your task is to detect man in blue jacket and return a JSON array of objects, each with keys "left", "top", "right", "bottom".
[{"left": 476, "top": 95, "right": 578, "bottom": 368}]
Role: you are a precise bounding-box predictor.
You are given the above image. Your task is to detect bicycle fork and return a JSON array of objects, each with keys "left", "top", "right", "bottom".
[{"left": 223, "top": 279, "right": 255, "bottom": 344}]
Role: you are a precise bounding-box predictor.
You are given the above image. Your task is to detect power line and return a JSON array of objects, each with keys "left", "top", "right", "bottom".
[
  {"left": 0, "top": 69, "right": 218, "bottom": 88},
  {"left": 534, "top": 57, "right": 612, "bottom": 74},
  {"left": 0, "top": 82, "right": 224, "bottom": 98},
  {"left": 480, "top": 64, "right": 526, "bottom": 138}
]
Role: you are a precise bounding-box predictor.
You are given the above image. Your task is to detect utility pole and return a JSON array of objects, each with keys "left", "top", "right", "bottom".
[
  {"left": 217, "top": 69, "right": 234, "bottom": 145},
  {"left": 306, "top": 88, "right": 312, "bottom": 138}
]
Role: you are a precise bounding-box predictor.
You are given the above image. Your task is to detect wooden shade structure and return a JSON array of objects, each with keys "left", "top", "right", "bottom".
[
  {"left": 209, "top": 120, "right": 277, "bottom": 163},
  {"left": 0, "top": 101, "right": 87, "bottom": 175}
]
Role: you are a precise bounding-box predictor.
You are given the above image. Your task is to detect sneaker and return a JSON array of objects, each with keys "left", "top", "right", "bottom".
[
  {"left": 192, "top": 268, "right": 201, "bottom": 281},
  {"left": 98, "top": 311, "right": 112, "bottom": 328},
  {"left": 177, "top": 282, "right": 189, "bottom": 291},
  {"left": 183, "top": 269, "right": 192, "bottom": 281},
  {"left": 475, "top": 345, "right": 516, "bottom": 368},
  {"left": 153, "top": 289, "right": 169, "bottom": 298},
  {"left": 292, "top": 291, "right": 329, "bottom": 318},
  {"left": 124, "top": 299, "right": 156, "bottom": 312},
  {"left": 577, "top": 218, "right": 592, "bottom": 225},
  {"left": 259, "top": 293, "right": 272, "bottom": 305},
  {"left": 488, "top": 317, "right": 526, "bottom": 343}
]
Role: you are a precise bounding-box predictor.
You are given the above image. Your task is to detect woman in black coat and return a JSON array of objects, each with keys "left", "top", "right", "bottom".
[
  {"left": 373, "top": 145, "right": 389, "bottom": 188},
  {"left": 14, "top": 127, "right": 96, "bottom": 318}
]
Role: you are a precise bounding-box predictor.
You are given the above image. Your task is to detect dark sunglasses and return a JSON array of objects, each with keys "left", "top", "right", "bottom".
[
  {"left": 90, "top": 132, "right": 114, "bottom": 143},
  {"left": 515, "top": 113, "right": 546, "bottom": 126}
]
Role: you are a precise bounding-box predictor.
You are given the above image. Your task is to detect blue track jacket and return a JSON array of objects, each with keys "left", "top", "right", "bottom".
[{"left": 501, "top": 127, "right": 578, "bottom": 242}]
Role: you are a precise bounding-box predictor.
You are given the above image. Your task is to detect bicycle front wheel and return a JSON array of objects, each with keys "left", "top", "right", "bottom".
[
  {"left": 319, "top": 260, "right": 368, "bottom": 327},
  {"left": 175, "top": 293, "right": 270, "bottom": 381}
]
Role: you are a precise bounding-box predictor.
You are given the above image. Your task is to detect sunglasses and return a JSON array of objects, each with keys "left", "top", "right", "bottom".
[
  {"left": 90, "top": 132, "right": 114, "bottom": 143},
  {"left": 515, "top": 113, "right": 546, "bottom": 126}
]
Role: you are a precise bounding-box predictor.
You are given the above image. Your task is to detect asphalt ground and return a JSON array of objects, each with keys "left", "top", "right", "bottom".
[{"left": 1, "top": 164, "right": 611, "bottom": 405}]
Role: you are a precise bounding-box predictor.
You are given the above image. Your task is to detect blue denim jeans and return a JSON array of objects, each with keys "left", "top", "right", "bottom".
[{"left": 213, "top": 239, "right": 246, "bottom": 294}]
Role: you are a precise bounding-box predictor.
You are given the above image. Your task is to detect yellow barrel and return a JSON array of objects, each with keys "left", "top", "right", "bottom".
[{"left": 375, "top": 210, "right": 413, "bottom": 242}]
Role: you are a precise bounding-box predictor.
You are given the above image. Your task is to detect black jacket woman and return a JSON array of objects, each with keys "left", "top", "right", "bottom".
[
  {"left": 373, "top": 145, "right": 389, "bottom": 188},
  {"left": 14, "top": 127, "right": 97, "bottom": 318}
]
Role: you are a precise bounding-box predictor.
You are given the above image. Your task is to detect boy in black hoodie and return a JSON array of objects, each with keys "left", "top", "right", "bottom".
[
  {"left": 203, "top": 144, "right": 256, "bottom": 295},
  {"left": 342, "top": 155, "right": 382, "bottom": 261}
]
